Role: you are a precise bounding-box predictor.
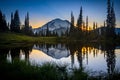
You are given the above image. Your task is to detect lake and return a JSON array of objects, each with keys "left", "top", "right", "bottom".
[{"left": 0, "top": 43, "right": 120, "bottom": 76}]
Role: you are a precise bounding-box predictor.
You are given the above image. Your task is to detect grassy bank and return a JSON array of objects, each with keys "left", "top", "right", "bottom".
[
  {"left": 0, "top": 60, "right": 120, "bottom": 80},
  {"left": 0, "top": 32, "right": 120, "bottom": 47},
  {"left": 0, "top": 32, "right": 68, "bottom": 46}
]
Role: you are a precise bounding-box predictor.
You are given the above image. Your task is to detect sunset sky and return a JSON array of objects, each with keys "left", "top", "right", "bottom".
[{"left": 0, "top": 0, "right": 120, "bottom": 28}]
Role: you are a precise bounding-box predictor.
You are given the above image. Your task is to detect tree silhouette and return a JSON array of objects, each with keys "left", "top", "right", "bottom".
[
  {"left": 10, "top": 10, "right": 21, "bottom": 32},
  {"left": 93, "top": 22, "right": 95, "bottom": 30},
  {"left": 77, "top": 6, "right": 83, "bottom": 30},
  {"left": 69, "top": 11, "right": 75, "bottom": 35},
  {"left": 22, "top": 12, "right": 33, "bottom": 35},
  {"left": 106, "top": 0, "right": 116, "bottom": 38},
  {"left": 86, "top": 16, "right": 88, "bottom": 31},
  {"left": 10, "top": 12, "right": 14, "bottom": 32},
  {"left": 0, "top": 10, "right": 9, "bottom": 32},
  {"left": 110, "top": 2, "right": 116, "bottom": 37}
]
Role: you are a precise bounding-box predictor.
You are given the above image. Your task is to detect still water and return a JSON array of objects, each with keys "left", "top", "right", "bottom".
[{"left": 1, "top": 43, "right": 120, "bottom": 75}]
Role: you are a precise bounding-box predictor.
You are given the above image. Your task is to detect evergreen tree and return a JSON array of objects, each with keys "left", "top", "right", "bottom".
[
  {"left": 2, "top": 14, "right": 8, "bottom": 31},
  {"left": 111, "top": 2, "right": 116, "bottom": 36},
  {"left": 0, "top": 10, "right": 8, "bottom": 32},
  {"left": 82, "top": 21, "right": 85, "bottom": 30},
  {"left": 22, "top": 12, "right": 33, "bottom": 35},
  {"left": 95, "top": 22, "right": 98, "bottom": 29},
  {"left": 10, "top": 12, "right": 14, "bottom": 31},
  {"left": 86, "top": 16, "right": 88, "bottom": 31},
  {"left": 13, "top": 10, "right": 21, "bottom": 32},
  {"left": 25, "top": 12, "right": 29, "bottom": 28},
  {"left": 106, "top": 0, "right": 111, "bottom": 28},
  {"left": 77, "top": 6, "right": 83, "bottom": 30},
  {"left": 69, "top": 11, "right": 75, "bottom": 34},
  {"left": 71, "top": 11, "right": 74, "bottom": 26},
  {"left": 106, "top": 0, "right": 116, "bottom": 38},
  {"left": 10, "top": 10, "right": 20, "bottom": 32},
  {"left": 93, "top": 22, "right": 95, "bottom": 30}
]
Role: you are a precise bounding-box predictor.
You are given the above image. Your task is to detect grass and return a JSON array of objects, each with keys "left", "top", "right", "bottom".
[
  {"left": 0, "top": 59, "right": 120, "bottom": 80},
  {"left": 0, "top": 59, "right": 68, "bottom": 80},
  {"left": 0, "top": 32, "right": 68, "bottom": 47},
  {"left": 1, "top": 32, "right": 120, "bottom": 47}
]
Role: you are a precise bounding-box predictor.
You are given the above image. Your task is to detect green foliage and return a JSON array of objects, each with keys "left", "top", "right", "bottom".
[
  {"left": 1, "top": 59, "right": 119, "bottom": 80},
  {"left": 0, "top": 60, "right": 67, "bottom": 80},
  {"left": 0, "top": 32, "right": 69, "bottom": 46},
  {"left": 70, "top": 68, "right": 88, "bottom": 80}
]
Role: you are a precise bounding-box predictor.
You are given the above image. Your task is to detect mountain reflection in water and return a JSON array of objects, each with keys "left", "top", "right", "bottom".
[{"left": 0, "top": 43, "right": 120, "bottom": 75}]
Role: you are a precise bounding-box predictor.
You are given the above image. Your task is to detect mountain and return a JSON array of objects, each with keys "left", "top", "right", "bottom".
[{"left": 33, "top": 18, "right": 70, "bottom": 36}]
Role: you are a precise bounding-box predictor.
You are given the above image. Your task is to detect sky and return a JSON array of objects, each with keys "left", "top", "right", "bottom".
[{"left": 0, "top": 0, "right": 120, "bottom": 28}]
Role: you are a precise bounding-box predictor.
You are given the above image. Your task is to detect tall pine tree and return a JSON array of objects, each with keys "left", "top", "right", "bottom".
[
  {"left": 69, "top": 11, "right": 75, "bottom": 34},
  {"left": 86, "top": 16, "right": 88, "bottom": 31},
  {"left": 111, "top": 2, "right": 116, "bottom": 37},
  {"left": 10, "top": 10, "right": 21, "bottom": 32},
  {"left": 106, "top": 0, "right": 111, "bottom": 28},
  {"left": 25, "top": 12, "right": 29, "bottom": 28},
  {"left": 0, "top": 10, "right": 8, "bottom": 32},
  {"left": 106, "top": 0, "right": 116, "bottom": 38},
  {"left": 10, "top": 12, "right": 14, "bottom": 31},
  {"left": 77, "top": 6, "right": 83, "bottom": 30},
  {"left": 93, "top": 22, "right": 95, "bottom": 30}
]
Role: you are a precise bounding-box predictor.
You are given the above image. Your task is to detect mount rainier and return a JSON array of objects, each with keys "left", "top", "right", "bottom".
[{"left": 33, "top": 18, "right": 71, "bottom": 36}]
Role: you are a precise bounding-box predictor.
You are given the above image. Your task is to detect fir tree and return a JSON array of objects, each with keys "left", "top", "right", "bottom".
[
  {"left": 111, "top": 2, "right": 116, "bottom": 36},
  {"left": 10, "top": 12, "right": 14, "bottom": 31},
  {"left": 0, "top": 10, "right": 3, "bottom": 31},
  {"left": 11, "top": 10, "right": 21, "bottom": 32},
  {"left": 82, "top": 21, "right": 85, "bottom": 30},
  {"left": 0, "top": 10, "right": 8, "bottom": 32},
  {"left": 22, "top": 12, "right": 33, "bottom": 35},
  {"left": 25, "top": 12, "right": 29, "bottom": 28},
  {"left": 69, "top": 11, "right": 75, "bottom": 34},
  {"left": 77, "top": 6, "right": 83, "bottom": 30},
  {"left": 106, "top": 0, "right": 116, "bottom": 38},
  {"left": 71, "top": 11, "right": 74, "bottom": 26},
  {"left": 2, "top": 14, "right": 8, "bottom": 31},
  {"left": 106, "top": 0, "right": 111, "bottom": 28},
  {"left": 86, "top": 16, "right": 88, "bottom": 31},
  {"left": 14, "top": 10, "right": 20, "bottom": 32},
  {"left": 93, "top": 22, "right": 95, "bottom": 30},
  {"left": 95, "top": 22, "right": 98, "bottom": 29}
]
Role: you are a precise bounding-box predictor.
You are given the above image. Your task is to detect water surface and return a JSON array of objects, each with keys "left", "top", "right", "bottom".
[{"left": 1, "top": 43, "right": 120, "bottom": 75}]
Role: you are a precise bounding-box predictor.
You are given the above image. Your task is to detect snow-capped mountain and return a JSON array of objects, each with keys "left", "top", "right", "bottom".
[{"left": 33, "top": 18, "right": 70, "bottom": 36}]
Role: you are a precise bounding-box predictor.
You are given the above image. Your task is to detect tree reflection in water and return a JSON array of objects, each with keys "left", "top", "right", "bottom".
[
  {"left": 105, "top": 45, "right": 116, "bottom": 76},
  {"left": 0, "top": 43, "right": 118, "bottom": 76}
]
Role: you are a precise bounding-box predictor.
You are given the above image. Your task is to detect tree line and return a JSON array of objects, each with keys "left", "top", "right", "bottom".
[
  {"left": 0, "top": 0, "right": 119, "bottom": 40},
  {"left": 69, "top": 0, "right": 117, "bottom": 40},
  {"left": 0, "top": 10, "right": 33, "bottom": 35}
]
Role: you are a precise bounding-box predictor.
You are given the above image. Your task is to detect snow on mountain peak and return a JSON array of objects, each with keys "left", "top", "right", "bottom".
[{"left": 33, "top": 18, "right": 70, "bottom": 35}]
